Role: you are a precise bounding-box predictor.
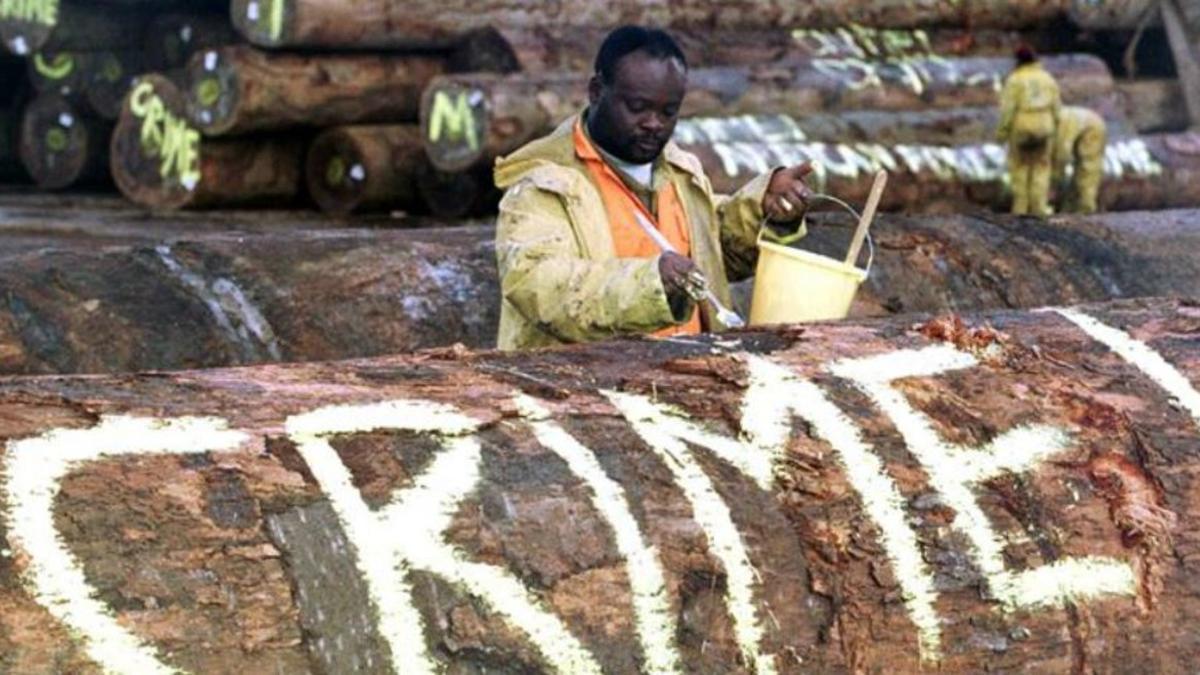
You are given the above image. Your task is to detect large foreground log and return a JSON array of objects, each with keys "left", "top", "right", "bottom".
[
  {"left": 683, "top": 131, "right": 1200, "bottom": 213},
  {"left": 2, "top": 207, "right": 1200, "bottom": 375},
  {"left": 232, "top": 0, "right": 1072, "bottom": 49},
  {"left": 421, "top": 55, "right": 1113, "bottom": 172},
  {"left": 184, "top": 46, "right": 447, "bottom": 136},
  {"left": 110, "top": 74, "right": 303, "bottom": 210},
  {"left": 1, "top": 296, "right": 1198, "bottom": 673},
  {"left": 18, "top": 92, "right": 110, "bottom": 189}
]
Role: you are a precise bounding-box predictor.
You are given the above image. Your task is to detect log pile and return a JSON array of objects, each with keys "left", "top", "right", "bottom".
[
  {"left": 1, "top": 296, "right": 1199, "bottom": 672},
  {"left": 0, "top": 0, "right": 1193, "bottom": 211}
]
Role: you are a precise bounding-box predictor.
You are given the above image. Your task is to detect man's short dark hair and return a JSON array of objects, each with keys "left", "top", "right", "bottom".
[{"left": 594, "top": 26, "right": 688, "bottom": 84}]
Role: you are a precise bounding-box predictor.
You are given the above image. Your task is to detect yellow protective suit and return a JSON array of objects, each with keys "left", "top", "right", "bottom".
[
  {"left": 492, "top": 113, "right": 788, "bottom": 351},
  {"left": 997, "top": 61, "right": 1062, "bottom": 216},
  {"left": 1054, "top": 106, "right": 1107, "bottom": 214}
]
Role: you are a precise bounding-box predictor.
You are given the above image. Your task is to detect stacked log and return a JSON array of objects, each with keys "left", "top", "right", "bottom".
[
  {"left": 305, "top": 125, "right": 425, "bottom": 215},
  {"left": 182, "top": 46, "right": 447, "bottom": 136},
  {"left": 18, "top": 92, "right": 111, "bottom": 189},
  {"left": 420, "top": 55, "right": 1113, "bottom": 173},
  {"left": 1, "top": 296, "right": 1199, "bottom": 673},
  {"left": 230, "top": 0, "right": 1079, "bottom": 49},
  {"left": 2, "top": 207, "right": 1200, "bottom": 374},
  {"left": 681, "top": 127, "right": 1200, "bottom": 213},
  {"left": 110, "top": 74, "right": 303, "bottom": 209}
]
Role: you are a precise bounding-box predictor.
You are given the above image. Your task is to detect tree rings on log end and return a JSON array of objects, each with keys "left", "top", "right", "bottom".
[
  {"left": 110, "top": 74, "right": 204, "bottom": 209},
  {"left": 420, "top": 79, "right": 490, "bottom": 173},
  {"left": 184, "top": 47, "right": 240, "bottom": 136},
  {"left": 18, "top": 93, "right": 108, "bottom": 189},
  {"left": 231, "top": 0, "right": 288, "bottom": 48},
  {"left": 307, "top": 125, "right": 423, "bottom": 215}
]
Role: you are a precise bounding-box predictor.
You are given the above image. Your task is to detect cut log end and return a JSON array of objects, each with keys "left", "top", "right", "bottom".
[
  {"left": 18, "top": 93, "right": 107, "bottom": 189},
  {"left": 26, "top": 50, "right": 84, "bottom": 96},
  {"left": 184, "top": 48, "right": 240, "bottom": 135},
  {"left": 306, "top": 125, "right": 424, "bottom": 215},
  {"left": 85, "top": 51, "right": 143, "bottom": 121},
  {"left": 110, "top": 74, "right": 203, "bottom": 209},
  {"left": 420, "top": 79, "right": 492, "bottom": 173},
  {"left": 230, "top": 0, "right": 288, "bottom": 48},
  {"left": 416, "top": 163, "right": 498, "bottom": 219},
  {"left": 144, "top": 12, "right": 238, "bottom": 73}
]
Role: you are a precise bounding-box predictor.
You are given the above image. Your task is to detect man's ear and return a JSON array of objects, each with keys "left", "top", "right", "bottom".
[{"left": 587, "top": 75, "right": 603, "bottom": 107}]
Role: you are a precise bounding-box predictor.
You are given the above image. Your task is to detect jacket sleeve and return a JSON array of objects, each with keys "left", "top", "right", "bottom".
[
  {"left": 713, "top": 171, "right": 804, "bottom": 283},
  {"left": 496, "top": 180, "right": 685, "bottom": 343}
]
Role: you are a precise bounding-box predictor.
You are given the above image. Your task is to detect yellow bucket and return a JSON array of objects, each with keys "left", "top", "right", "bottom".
[{"left": 749, "top": 229, "right": 871, "bottom": 325}]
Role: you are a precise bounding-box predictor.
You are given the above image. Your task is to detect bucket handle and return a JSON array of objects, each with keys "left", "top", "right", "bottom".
[{"left": 757, "top": 194, "right": 875, "bottom": 275}]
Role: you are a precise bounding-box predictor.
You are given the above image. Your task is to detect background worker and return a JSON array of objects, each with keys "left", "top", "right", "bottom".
[
  {"left": 997, "top": 45, "right": 1062, "bottom": 217},
  {"left": 1054, "top": 105, "right": 1107, "bottom": 214}
]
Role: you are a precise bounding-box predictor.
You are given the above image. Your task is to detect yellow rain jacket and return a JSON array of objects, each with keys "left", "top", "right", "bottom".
[
  {"left": 997, "top": 61, "right": 1062, "bottom": 216},
  {"left": 493, "top": 113, "right": 786, "bottom": 351},
  {"left": 1054, "top": 106, "right": 1107, "bottom": 214}
]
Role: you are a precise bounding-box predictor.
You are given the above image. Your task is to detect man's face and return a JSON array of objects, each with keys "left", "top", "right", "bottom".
[{"left": 588, "top": 50, "right": 687, "bottom": 164}]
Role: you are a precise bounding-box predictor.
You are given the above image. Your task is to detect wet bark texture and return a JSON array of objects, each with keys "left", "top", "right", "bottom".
[
  {"left": 420, "top": 55, "right": 1112, "bottom": 172},
  {"left": 0, "top": 221, "right": 500, "bottom": 374},
  {"left": 231, "top": 0, "right": 1076, "bottom": 49},
  {"left": 0, "top": 297, "right": 1197, "bottom": 673},
  {"left": 183, "top": 46, "right": 447, "bottom": 136},
  {"left": 0, "top": 203, "right": 1199, "bottom": 375}
]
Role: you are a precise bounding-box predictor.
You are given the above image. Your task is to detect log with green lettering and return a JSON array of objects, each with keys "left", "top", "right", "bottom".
[{"left": 110, "top": 74, "right": 302, "bottom": 209}]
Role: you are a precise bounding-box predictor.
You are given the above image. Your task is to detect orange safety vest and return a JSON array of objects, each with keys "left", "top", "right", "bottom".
[{"left": 573, "top": 120, "right": 702, "bottom": 336}]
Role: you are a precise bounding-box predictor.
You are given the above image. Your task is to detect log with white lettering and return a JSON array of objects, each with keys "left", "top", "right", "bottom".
[
  {"left": 110, "top": 74, "right": 303, "bottom": 210},
  {"left": 450, "top": 24, "right": 1041, "bottom": 74},
  {"left": 1, "top": 206, "right": 1199, "bottom": 375},
  {"left": 184, "top": 46, "right": 446, "bottom": 137},
  {"left": 0, "top": 0, "right": 141, "bottom": 56},
  {"left": 18, "top": 92, "right": 110, "bottom": 189},
  {"left": 231, "top": 0, "right": 1071, "bottom": 49},
  {"left": 0, "top": 296, "right": 1197, "bottom": 672},
  {"left": 680, "top": 130, "right": 1200, "bottom": 213},
  {"left": 420, "top": 55, "right": 1113, "bottom": 172}
]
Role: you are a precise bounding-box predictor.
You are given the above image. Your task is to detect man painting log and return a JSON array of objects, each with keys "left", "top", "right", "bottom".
[
  {"left": 1053, "top": 105, "right": 1108, "bottom": 214},
  {"left": 493, "top": 26, "right": 813, "bottom": 350},
  {"left": 997, "top": 45, "right": 1062, "bottom": 217}
]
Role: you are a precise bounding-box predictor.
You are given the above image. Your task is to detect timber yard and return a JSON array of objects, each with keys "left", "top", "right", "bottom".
[{"left": 0, "top": 1, "right": 1199, "bottom": 673}]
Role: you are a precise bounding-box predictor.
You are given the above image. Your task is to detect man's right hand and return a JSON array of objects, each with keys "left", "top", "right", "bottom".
[{"left": 658, "top": 252, "right": 699, "bottom": 299}]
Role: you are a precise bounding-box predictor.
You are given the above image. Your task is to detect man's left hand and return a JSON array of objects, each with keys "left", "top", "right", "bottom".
[{"left": 764, "top": 162, "right": 814, "bottom": 223}]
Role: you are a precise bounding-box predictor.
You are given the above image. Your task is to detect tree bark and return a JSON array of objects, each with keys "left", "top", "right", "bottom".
[
  {"left": 110, "top": 74, "right": 304, "bottom": 210},
  {"left": 0, "top": 296, "right": 1198, "bottom": 673},
  {"left": 449, "top": 24, "right": 1046, "bottom": 74},
  {"left": 231, "top": 0, "right": 1073, "bottom": 49},
  {"left": 306, "top": 125, "right": 424, "bottom": 216},
  {"left": 17, "top": 92, "right": 110, "bottom": 189},
  {"left": 421, "top": 54, "right": 1113, "bottom": 172},
  {"left": 0, "top": 223, "right": 500, "bottom": 375},
  {"left": 2, "top": 206, "right": 1200, "bottom": 374},
  {"left": 0, "top": 1, "right": 142, "bottom": 56},
  {"left": 183, "top": 45, "right": 447, "bottom": 136},
  {"left": 681, "top": 131, "right": 1200, "bottom": 213}
]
